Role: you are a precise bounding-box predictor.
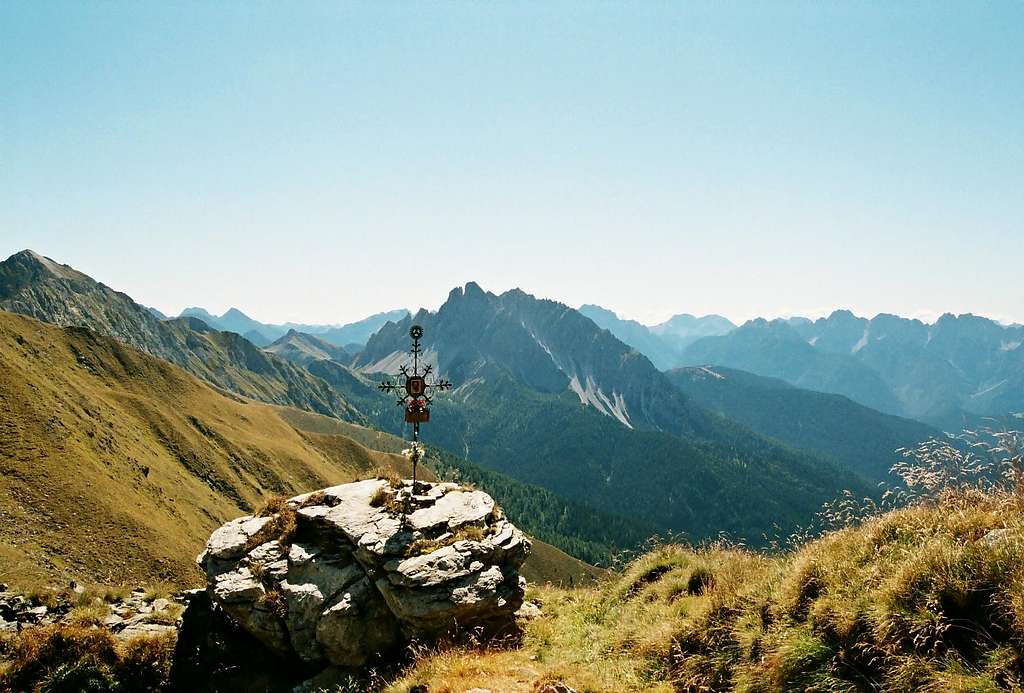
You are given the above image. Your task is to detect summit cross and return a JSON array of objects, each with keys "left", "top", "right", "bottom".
[{"left": 377, "top": 325, "right": 453, "bottom": 486}]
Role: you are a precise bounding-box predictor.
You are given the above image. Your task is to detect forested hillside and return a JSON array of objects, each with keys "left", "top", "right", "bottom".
[{"left": 666, "top": 365, "right": 940, "bottom": 482}]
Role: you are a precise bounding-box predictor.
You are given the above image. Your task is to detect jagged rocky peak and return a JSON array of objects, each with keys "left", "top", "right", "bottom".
[
  {"left": 198, "top": 479, "right": 531, "bottom": 671},
  {"left": 442, "top": 280, "right": 496, "bottom": 314},
  {"left": 1, "top": 249, "right": 92, "bottom": 290}
]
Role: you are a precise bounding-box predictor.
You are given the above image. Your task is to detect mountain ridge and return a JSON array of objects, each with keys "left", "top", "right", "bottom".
[
  {"left": 264, "top": 328, "right": 351, "bottom": 366},
  {"left": 0, "top": 250, "right": 359, "bottom": 422},
  {"left": 686, "top": 309, "right": 1024, "bottom": 426}
]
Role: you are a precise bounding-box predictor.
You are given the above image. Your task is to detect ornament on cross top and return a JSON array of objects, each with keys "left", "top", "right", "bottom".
[{"left": 377, "top": 325, "right": 452, "bottom": 485}]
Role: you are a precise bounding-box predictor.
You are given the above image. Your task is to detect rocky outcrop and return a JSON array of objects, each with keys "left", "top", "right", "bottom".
[{"left": 198, "top": 479, "right": 530, "bottom": 669}]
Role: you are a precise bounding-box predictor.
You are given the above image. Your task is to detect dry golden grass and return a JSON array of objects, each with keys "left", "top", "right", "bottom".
[
  {"left": 257, "top": 589, "right": 288, "bottom": 619},
  {"left": 146, "top": 602, "right": 184, "bottom": 626},
  {"left": 0, "top": 623, "right": 175, "bottom": 693},
  {"left": 382, "top": 493, "right": 1024, "bottom": 692},
  {"left": 406, "top": 524, "right": 489, "bottom": 557},
  {"left": 299, "top": 490, "right": 327, "bottom": 508},
  {"left": 255, "top": 494, "right": 290, "bottom": 517},
  {"left": 63, "top": 603, "right": 111, "bottom": 628},
  {"left": 141, "top": 581, "right": 175, "bottom": 602},
  {"left": 369, "top": 486, "right": 389, "bottom": 508},
  {"left": 7, "top": 491, "right": 1023, "bottom": 692}
]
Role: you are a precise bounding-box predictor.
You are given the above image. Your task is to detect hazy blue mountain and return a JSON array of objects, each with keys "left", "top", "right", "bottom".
[
  {"left": 145, "top": 305, "right": 168, "bottom": 320},
  {"left": 175, "top": 307, "right": 409, "bottom": 348},
  {"left": 683, "top": 318, "right": 905, "bottom": 416},
  {"left": 666, "top": 365, "right": 941, "bottom": 482},
  {"left": 180, "top": 306, "right": 222, "bottom": 327},
  {"left": 243, "top": 329, "right": 273, "bottom": 347},
  {"left": 314, "top": 309, "right": 410, "bottom": 348},
  {"left": 216, "top": 307, "right": 269, "bottom": 337},
  {"left": 579, "top": 305, "right": 735, "bottom": 370},
  {"left": 782, "top": 316, "right": 814, "bottom": 329},
  {"left": 649, "top": 312, "right": 736, "bottom": 351},
  {"left": 578, "top": 304, "right": 680, "bottom": 370},
  {"left": 353, "top": 283, "right": 868, "bottom": 544},
  {"left": 788, "top": 310, "right": 1024, "bottom": 425}
]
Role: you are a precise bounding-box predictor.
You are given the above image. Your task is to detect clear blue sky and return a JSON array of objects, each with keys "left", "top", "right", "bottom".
[{"left": 2, "top": 2, "right": 1021, "bottom": 326}]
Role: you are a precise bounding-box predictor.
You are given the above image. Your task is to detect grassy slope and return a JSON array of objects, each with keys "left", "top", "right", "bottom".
[
  {"left": 0, "top": 311, "right": 416, "bottom": 588},
  {"left": 385, "top": 493, "right": 1024, "bottom": 692}
]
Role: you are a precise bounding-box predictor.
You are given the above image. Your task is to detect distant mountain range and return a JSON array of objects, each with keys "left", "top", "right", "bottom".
[
  {"left": 680, "top": 311, "right": 1024, "bottom": 429},
  {"left": 264, "top": 329, "right": 351, "bottom": 366},
  {"left": 683, "top": 317, "right": 905, "bottom": 416},
  {"left": 8, "top": 248, "right": 1009, "bottom": 553},
  {"left": 177, "top": 306, "right": 409, "bottom": 350},
  {"left": 579, "top": 301, "right": 1023, "bottom": 430}
]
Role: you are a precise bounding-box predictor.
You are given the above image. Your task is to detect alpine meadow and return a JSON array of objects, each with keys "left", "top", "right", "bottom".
[{"left": 2, "top": 3, "right": 1022, "bottom": 692}]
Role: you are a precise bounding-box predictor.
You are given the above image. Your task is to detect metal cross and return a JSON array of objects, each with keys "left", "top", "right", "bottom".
[{"left": 377, "top": 324, "right": 452, "bottom": 486}]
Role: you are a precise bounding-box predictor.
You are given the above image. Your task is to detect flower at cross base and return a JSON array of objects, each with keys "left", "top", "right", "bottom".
[{"left": 402, "top": 442, "right": 425, "bottom": 462}]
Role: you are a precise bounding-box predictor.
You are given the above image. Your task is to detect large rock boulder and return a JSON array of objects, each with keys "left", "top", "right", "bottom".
[{"left": 197, "top": 479, "right": 530, "bottom": 669}]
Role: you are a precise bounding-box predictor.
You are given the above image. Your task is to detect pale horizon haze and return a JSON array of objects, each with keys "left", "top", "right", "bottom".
[{"left": 2, "top": 3, "right": 1022, "bottom": 327}]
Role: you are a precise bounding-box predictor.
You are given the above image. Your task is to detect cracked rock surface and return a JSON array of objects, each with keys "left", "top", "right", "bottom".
[{"left": 198, "top": 479, "right": 530, "bottom": 668}]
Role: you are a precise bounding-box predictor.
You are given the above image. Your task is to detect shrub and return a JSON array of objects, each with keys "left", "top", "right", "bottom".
[
  {"left": 686, "top": 566, "right": 715, "bottom": 596},
  {"left": 0, "top": 624, "right": 172, "bottom": 693},
  {"left": 255, "top": 494, "right": 289, "bottom": 517},
  {"left": 377, "top": 469, "right": 403, "bottom": 488},
  {"left": 245, "top": 506, "right": 298, "bottom": 551},
  {"left": 369, "top": 487, "right": 388, "bottom": 508},
  {"left": 146, "top": 603, "right": 184, "bottom": 626},
  {"left": 64, "top": 604, "right": 111, "bottom": 628},
  {"left": 356, "top": 466, "right": 405, "bottom": 488},
  {"left": 37, "top": 661, "right": 119, "bottom": 693},
  {"left": 142, "top": 582, "right": 175, "bottom": 602},
  {"left": 299, "top": 490, "right": 326, "bottom": 508},
  {"left": 370, "top": 488, "right": 408, "bottom": 517},
  {"left": 258, "top": 589, "right": 288, "bottom": 619},
  {"left": 115, "top": 632, "right": 176, "bottom": 691}
]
